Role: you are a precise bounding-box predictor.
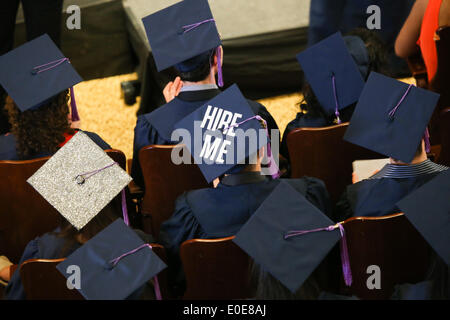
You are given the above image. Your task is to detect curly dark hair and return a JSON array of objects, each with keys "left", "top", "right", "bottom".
[{"left": 5, "top": 90, "right": 74, "bottom": 159}]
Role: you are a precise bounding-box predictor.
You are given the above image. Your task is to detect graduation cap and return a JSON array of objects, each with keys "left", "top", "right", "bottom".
[
  {"left": 397, "top": 169, "right": 450, "bottom": 265},
  {"left": 142, "top": 0, "right": 223, "bottom": 86},
  {"left": 57, "top": 219, "right": 167, "bottom": 300},
  {"left": 0, "top": 34, "right": 82, "bottom": 121},
  {"left": 174, "top": 84, "right": 280, "bottom": 183},
  {"left": 27, "top": 131, "right": 132, "bottom": 230},
  {"left": 296, "top": 32, "right": 365, "bottom": 123},
  {"left": 344, "top": 72, "right": 440, "bottom": 163},
  {"left": 233, "top": 181, "right": 352, "bottom": 293}
]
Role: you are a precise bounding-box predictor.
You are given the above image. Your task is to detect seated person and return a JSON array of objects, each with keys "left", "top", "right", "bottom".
[
  {"left": 158, "top": 87, "right": 331, "bottom": 297},
  {"left": 281, "top": 29, "right": 388, "bottom": 159},
  {"left": 395, "top": 0, "right": 450, "bottom": 83},
  {"left": 232, "top": 180, "right": 352, "bottom": 300},
  {"left": 1, "top": 132, "right": 154, "bottom": 300},
  {"left": 308, "top": 0, "right": 414, "bottom": 77},
  {"left": 335, "top": 72, "right": 448, "bottom": 221},
  {"left": 0, "top": 35, "right": 110, "bottom": 160},
  {"left": 132, "top": 0, "right": 278, "bottom": 188}
]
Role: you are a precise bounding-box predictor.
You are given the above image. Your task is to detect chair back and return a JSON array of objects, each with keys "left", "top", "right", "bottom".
[
  {"left": 287, "top": 123, "right": 383, "bottom": 203},
  {"left": 180, "top": 236, "right": 253, "bottom": 300},
  {"left": 0, "top": 149, "right": 129, "bottom": 264},
  {"left": 340, "top": 213, "right": 432, "bottom": 300},
  {"left": 20, "top": 258, "right": 84, "bottom": 300},
  {"left": 139, "top": 145, "right": 210, "bottom": 239},
  {"left": 0, "top": 156, "right": 58, "bottom": 263}
]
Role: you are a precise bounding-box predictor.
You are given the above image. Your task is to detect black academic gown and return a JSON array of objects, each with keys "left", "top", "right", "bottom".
[
  {"left": 158, "top": 172, "right": 331, "bottom": 296},
  {"left": 0, "top": 130, "right": 111, "bottom": 161},
  {"left": 131, "top": 89, "right": 279, "bottom": 188},
  {"left": 334, "top": 171, "right": 446, "bottom": 222}
]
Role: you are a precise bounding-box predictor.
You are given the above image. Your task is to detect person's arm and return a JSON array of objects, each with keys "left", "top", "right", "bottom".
[{"left": 395, "top": 0, "right": 429, "bottom": 58}]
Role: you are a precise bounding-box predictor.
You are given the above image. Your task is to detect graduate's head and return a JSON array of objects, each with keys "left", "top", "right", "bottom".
[
  {"left": 391, "top": 139, "right": 427, "bottom": 165},
  {"left": 142, "top": 0, "right": 223, "bottom": 85},
  {"left": 298, "top": 31, "right": 388, "bottom": 122},
  {"left": 4, "top": 90, "right": 74, "bottom": 158},
  {"left": 26, "top": 131, "right": 133, "bottom": 257},
  {"left": 344, "top": 72, "right": 439, "bottom": 165},
  {"left": 345, "top": 28, "right": 388, "bottom": 80},
  {"left": 175, "top": 47, "right": 223, "bottom": 83}
]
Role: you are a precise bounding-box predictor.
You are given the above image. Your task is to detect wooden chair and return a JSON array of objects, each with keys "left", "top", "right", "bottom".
[
  {"left": 20, "top": 258, "right": 84, "bottom": 300},
  {"left": 139, "top": 145, "right": 210, "bottom": 239},
  {"left": 438, "top": 108, "right": 450, "bottom": 166},
  {"left": 339, "top": 213, "right": 432, "bottom": 300},
  {"left": 180, "top": 236, "right": 253, "bottom": 300},
  {"left": 0, "top": 156, "right": 58, "bottom": 264},
  {"left": 0, "top": 149, "right": 131, "bottom": 264},
  {"left": 150, "top": 243, "right": 172, "bottom": 300},
  {"left": 287, "top": 123, "right": 383, "bottom": 203}
]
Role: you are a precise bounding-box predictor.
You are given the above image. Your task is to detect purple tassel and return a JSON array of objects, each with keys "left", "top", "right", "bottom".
[
  {"left": 70, "top": 86, "right": 80, "bottom": 122},
  {"left": 331, "top": 74, "right": 342, "bottom": 124},
  {"left": 121, "top": 188, "right": 129, "bottom": 226},
  {"left": 109, "top": 243, "right": 162, "bottom": 300},
  {"left": 424, "top": 127, "right": 431, "bottom": 153},
  {"left": 216, "top": 46, "right": 224, "bottom": 87},
  {"left": 285, "top": 223, "right": 353, "bottom": 287}
]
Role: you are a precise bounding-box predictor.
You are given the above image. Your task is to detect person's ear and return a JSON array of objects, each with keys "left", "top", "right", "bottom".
[{"left": 258, "top": 146, "right": 265, "bottom": 163}]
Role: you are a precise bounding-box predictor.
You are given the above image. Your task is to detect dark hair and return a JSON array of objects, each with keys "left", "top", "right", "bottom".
[
  {"left": 54, "top": 199, "right": 121, "bottom": 256},
  {"left": 5, "top": 90, "right": 74, "bottom": 159},
  {"left": 250, "top": 262, "right": 321, "bottom": 300},
  {"left": 299, "top": 29, "right": 388, "bottom": 121},
  {"left": 177, "top": 52, "right": 215, "bottom": 82},
  {"left": 345, "top": 28, "right": 389, "bottom": 79}
]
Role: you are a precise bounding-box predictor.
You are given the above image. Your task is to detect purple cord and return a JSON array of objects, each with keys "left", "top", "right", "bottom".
[
  {"left": 32, "top": 58, "right": 80, "bottom": 122},
  {"left": 109, "top": 243, "right": 162, "bottom": 300},
  {"left": 388, "top": 84, "right": 414, "bottom": 119},
  {"left": 181, "top": 19, "right": 223, "bottom": 87},
  {"left": 284, "top": 223, "right": 352, "bottom": 287},
  {"left": 223, "top": 115, "right": 281, "bottom": 179},
  {"left": 75, "top": 162, "right": 129, "bottom": 226},
  {"left": 32, "top": 58, "right": 69, "bottom": 74},
  {"left": 70, "top": 87, "right": 80, "bottom": 122},
  {"left": 182, "top": 18, "right": 215, "bottom": 33},
  {"left": 331, "top": 74, "right": 342, "bottom": 124}
]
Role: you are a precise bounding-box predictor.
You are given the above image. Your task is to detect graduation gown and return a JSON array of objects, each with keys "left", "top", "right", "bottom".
[
  {"left": 4, "top": 228, "right": 154, "bottom": 300},
  {"left": 131, "top": 88, "right": 279, "bottom": 188},
  {"left": 0, "top": 130, "right": 111, "bottom": 161},
  {"left": 334, "top": 162, "right": 448, "bottom": 221},
  {"left": 158, "top": 171, "right": 332, "bottom": 295}
]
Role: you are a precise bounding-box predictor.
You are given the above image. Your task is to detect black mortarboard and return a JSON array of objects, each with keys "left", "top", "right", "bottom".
[
  {"left": 0, "top": 34, "right": 82, "bottom": 118},
  {"left": 344, "top": 72, "right": 440, "bottom": 163},
  {"left": 142, "top": 0, "right": 221, "bottom": 73},
  {"left": 296, "top": 32, "right": 365, "bottom": 122},
  {"left": 233, "top": 181, "right": 348, "bottom": 293},
  {"left": 397, "top": 169, "right": 450, "bottom": 265},
  {"left": 57, "top": 219, "right": 167, "bottom": 300},
  {"left": 174, "top": 84, "right": 279, "bottom": 183}
]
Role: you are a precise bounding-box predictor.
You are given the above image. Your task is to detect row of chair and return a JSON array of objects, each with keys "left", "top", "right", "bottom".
[
  {"left": 4, "top": 213, "right": 431, "bottom": 300},
  {"left": 2, "top": 115, "right": 449, "bottom": 263}
]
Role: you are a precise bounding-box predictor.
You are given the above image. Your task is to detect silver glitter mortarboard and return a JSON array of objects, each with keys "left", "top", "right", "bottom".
[{"left": 27, "top": 131, "right": 132, "bottom": 230}]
